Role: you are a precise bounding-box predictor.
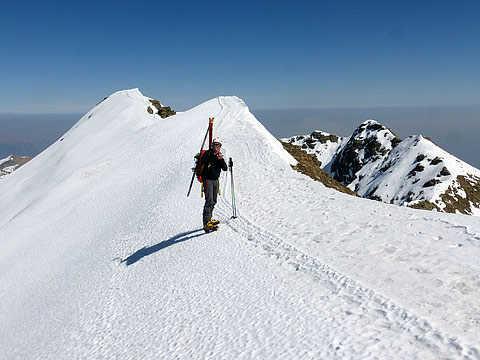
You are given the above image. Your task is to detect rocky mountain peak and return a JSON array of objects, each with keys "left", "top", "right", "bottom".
[
  {"left": 283, "top": 120, "right": 480, "bottom": 216},
  {"left": 330, "top": 120, "right": 401, "bottom": 185}
]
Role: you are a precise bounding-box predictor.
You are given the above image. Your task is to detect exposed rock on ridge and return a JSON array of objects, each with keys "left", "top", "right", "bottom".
[
  {"left": 280, "top": 141, "right": 359, "bottom": 197},
  {"left": 0, "top": 154, "right": 31, "bottom": 179}
]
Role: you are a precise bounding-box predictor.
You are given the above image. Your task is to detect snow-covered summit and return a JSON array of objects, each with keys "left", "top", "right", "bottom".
[
  {"left": 0, "top": 89, "right": 159, "bottom": 229},
  {"left": 284, "top": 120, "right": 480, "bottom": 215},
  {"left": 1, "top": 90, "right": 480, "bottom": 359}
]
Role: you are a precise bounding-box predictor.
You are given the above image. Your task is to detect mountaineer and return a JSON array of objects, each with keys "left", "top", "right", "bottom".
[{"left": 201, "top": 137, "right": 227, "bottom": 232}]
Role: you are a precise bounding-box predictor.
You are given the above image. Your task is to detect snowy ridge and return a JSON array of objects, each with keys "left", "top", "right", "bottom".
[
  {"left": 0, "top": 89, "right": 156, "bottom": 228},
  {"left": 1, "top": 90, "right": 480, "bottom": 359}
]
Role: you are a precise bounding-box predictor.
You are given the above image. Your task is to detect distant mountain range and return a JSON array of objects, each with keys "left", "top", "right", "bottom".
[
  {"left": 282, "top": 120, "right": 480, "bottom": 216},
  {"left": 0, "top": 154, "right": 31, "bottom": 179}
]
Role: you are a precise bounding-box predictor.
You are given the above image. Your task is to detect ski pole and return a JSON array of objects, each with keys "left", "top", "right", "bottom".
[{"left": 229, "top": 157, "right": 237, "bottom": 218}]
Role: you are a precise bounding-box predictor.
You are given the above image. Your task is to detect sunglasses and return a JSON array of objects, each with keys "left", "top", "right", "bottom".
[{"left": 213, "top": 143, "right": 222, "bottom": 147}]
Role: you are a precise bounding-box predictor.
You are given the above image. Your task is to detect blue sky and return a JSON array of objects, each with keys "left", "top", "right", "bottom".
[{"left": 1, "top": 0, "right": 480, "bottom": 113}]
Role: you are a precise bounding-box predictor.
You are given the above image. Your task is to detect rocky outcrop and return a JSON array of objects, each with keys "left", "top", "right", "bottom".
[
  {"left": 280, "top": 141, "right": 359, "bottom": 197},
  {"left": 0, "top": 154, "right": 31, "bottom": 179}
]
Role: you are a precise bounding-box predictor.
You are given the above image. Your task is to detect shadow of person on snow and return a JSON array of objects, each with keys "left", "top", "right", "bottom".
[{"left": 122, "top": 229, "right": 205, "bottom": 266}]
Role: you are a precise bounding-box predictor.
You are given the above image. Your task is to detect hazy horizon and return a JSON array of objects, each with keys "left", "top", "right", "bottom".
[
  {"left": 1, "top": 103, "right": 479, "bottom": 169},
  {"left": 254, "top": 104, "right": 480, "bottom": 169},
  {"left": 0, "top": 113, "right": 82, "bottom": 160}
]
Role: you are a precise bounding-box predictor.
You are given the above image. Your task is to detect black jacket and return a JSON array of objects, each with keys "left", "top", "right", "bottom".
[{"left": 201, "top": 149, "right": 227, "bottom": 180}]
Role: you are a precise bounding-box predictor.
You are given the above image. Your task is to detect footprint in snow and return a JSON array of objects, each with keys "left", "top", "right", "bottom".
[{"left": 450, "top": 243, "right": 463, "bottom": 248}]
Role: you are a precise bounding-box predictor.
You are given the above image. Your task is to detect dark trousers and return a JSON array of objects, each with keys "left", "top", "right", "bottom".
[{"left": 203, "top": 179, "right": 218, "bottom": 225}]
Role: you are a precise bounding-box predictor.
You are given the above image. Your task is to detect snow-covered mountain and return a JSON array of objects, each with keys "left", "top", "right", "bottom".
[
  {"left": 0, "top": 154, "right": 31, "bottom": 179},
  {"left": 1, "top": 89, "right": 480, "bottom": 359},
  {"left": 283, "top": 120, "right": 480, "bottom": 216}
]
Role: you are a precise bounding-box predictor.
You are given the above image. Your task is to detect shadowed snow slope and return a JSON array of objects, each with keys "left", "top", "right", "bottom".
[{"left": 1, "top": 89, "right": 480, "bottom": 359}]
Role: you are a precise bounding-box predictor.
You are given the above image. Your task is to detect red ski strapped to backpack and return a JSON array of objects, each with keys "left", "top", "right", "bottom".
[{"left": 187, "top": 118, "right": 214, "bottom": 197}]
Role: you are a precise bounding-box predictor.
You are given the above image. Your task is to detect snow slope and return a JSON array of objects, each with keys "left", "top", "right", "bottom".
[{"left": 1, "top": 89, "right": 480, "bottom": 359}]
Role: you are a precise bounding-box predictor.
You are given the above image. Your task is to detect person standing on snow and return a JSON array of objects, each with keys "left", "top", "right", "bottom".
[{"left": 201, "top": 137, "right": 227, "bottom": 232}]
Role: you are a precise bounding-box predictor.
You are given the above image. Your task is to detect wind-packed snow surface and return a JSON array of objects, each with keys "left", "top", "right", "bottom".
[{"left": 1, "top": 89, "right": 480, "bottom": 359}]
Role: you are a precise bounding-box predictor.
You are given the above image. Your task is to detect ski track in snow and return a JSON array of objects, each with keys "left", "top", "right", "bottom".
[{"left": 214, "top": 195, "right": 480, "bottom": 359}]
